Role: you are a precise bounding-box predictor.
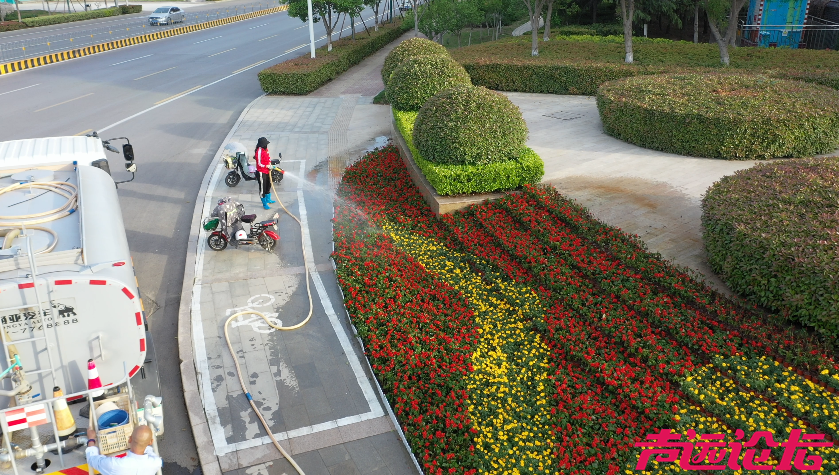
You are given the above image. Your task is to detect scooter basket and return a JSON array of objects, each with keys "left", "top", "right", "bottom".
[
  {"left": 223, "top": 156, "right": 235, "bottom": 169},
  {"left": 203, "top": 218, "right": 219, "bottom": 231}
]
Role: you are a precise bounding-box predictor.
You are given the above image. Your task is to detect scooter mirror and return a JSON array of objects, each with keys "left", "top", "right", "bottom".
[{"left": 123, "top": 144, "right": 135, "bottom": 161}]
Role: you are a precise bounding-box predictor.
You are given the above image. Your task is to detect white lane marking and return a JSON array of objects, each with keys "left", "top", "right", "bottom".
[
  {"left": 258, "top": 34, "right": 279, "bottom": 41},
  {"left": 98, "top": 15, "right": 376, "bottom": 133},
  {"left": 193, "top": 35, "right": 223, "bottom": 44},
  {"left": 0, "top": 84, "right": 39, "bottom": 97},
  {"left": 110, "top": 54, "right": 153, "bottom": 66},
  {"left": 248, "top": 23, "right": 267, "bottom": 29},
  {"left": 34, "top": 92, "right": 94, "bottom": 112},
  {"left": 208, "top": 48, "right": 236, "bottom": 57},
  {"left": 134, "top": 66, "right": 176, "bottom": 80}
]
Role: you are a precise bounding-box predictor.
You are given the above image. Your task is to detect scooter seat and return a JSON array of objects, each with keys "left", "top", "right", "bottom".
[
  {"left": 270, "top": 159, "right": 280, "bottom": 165},
  {"left": 241, "top": 214, "right": 256, "bottom": 223}
]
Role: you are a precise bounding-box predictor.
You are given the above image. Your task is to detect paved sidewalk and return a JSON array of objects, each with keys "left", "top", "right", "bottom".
[{"left": 179, "top": 31, "right": 421, "bottom": 475}]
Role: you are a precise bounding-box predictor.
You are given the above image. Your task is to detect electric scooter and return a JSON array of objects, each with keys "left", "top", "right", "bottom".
[{"left": 224, "top": 152, "right": 284, "bottom": 187}]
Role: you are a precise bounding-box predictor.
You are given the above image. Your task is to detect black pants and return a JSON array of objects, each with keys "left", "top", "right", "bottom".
[{"left": 256, "top": 171, "right": 271, "bottom": 197}]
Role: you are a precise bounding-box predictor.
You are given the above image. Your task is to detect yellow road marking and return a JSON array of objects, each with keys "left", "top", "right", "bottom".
[
  {"left": 34, "top": 93, "right": 94, "bottom": 113},
  {"left": 74, "top": 129, "right": 93, "bottom": 136},
  {"left": 232, "top": 61, "right": 265, "bottom": 74},
  {"left": 134, "top": 67, "right": 176, "bottom": 81},
  {"left": 154, "top": 85, "right": 202, "bottom": 105},
  {"left": 208, "top": 48, "right": 236, "bottom": 57},
  {"left": 285, "top": 44, "right": 306, "bottom": 53}
]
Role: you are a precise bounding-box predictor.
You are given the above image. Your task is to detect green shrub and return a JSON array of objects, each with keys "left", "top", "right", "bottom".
[
  {"left": 394, "top": 109, "right": 543, "bottom": 195},
  {"left": 386, "top": 55, "right": 471, "bottom": 111},
  {"left": 702, "top": 157, "right": 839, "bottom": 339},
  {"left": 381, "top": 37, "right": 449, "bottom": 86},
  {"left": 555, "top": 23, "right": 623, "bottom": 36},
  {"left": 22, "top": 7, "right": 120, "bottom": 26},
  {"left": 597, "top": 73, "right": 839, "bottom": 159},
  {"left": 119, "top": 4, "right": 142, "bottom": 14},
  {"left": 414, "top": 86, "right": 527, "bottom": 165},
  {"left": 0, "top": 22, "right": 26, "bottom": 32},
  {"left": 450, "top": 36, "right": 839, "bottom": 95},
  {"left": 258, "top": 21, "right": 410, "bottom": 95}
]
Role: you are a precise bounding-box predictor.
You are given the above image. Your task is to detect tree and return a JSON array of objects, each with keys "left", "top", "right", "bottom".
[
  {"left": 365, "top": 0, "right": 383, "bottom": 28},
  {"left": 418, "top": 0, "right": 451, "bottom": 41},
  {"left": 521, "top": 0, "right": 548, "bottom": 55},
  {"left": 409, "top": 0, "right": 432, "bottom": 36},
  {"left": 288, "top": 0, "right": 344, "bottom": 51},
  {"left": 619, "top": 0, "right": 635, "bottom": 62},
  {"left": 452, "top": 0, "right": 482, "bottom": 46},
  {"left": 704, "top": 0, "right": 747, "bottom": 65},
  {"left": 339, "top": 0, "right": 366, "bottom": 39},
  {"left": 543, "top": 0, "right": 554, "bottom": 40}
]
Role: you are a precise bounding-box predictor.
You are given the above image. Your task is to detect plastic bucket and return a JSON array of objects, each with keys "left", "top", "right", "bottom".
[
  {"left": 94, "top": 401, "right": 120, "bottom": 419},
  {"left": 98, "top": 409, "right": 129, "bottom": 428}
]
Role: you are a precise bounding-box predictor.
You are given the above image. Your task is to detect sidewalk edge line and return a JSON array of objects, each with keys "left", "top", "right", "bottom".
[
  {"left": 0, "top": 5, "right": 288, "bottom": 77},
  {"left": 177, "top": 93, "right": 265, "bottom": 474}
]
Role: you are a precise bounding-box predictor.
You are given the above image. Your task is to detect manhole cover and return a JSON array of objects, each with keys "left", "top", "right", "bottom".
[{"left": 544, "top": 111, "right": 584, "bottom": 120}]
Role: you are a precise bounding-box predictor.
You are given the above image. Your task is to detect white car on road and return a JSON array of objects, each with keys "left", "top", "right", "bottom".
[{"left": 148, "top": 6, "right": 185, "bottom": 25}]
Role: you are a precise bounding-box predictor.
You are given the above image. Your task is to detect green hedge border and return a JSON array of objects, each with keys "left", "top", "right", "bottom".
[
  {"left": 258, "top": 20, "right": 410, "bottom": 95},
  {"left": 394, "top": 108, "right": 544, "bottom": 195}
]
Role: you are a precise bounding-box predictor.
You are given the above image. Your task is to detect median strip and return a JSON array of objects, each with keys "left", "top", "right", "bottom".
[
  {"left": 155, "top": 85, "right": 202, "bottom": 105},
  {"left": 0, "top": 5, "right": 288, "bottom": 77}
]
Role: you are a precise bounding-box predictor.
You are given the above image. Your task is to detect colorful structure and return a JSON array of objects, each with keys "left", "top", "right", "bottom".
[{"left": 744, "top": 0, "right": 811, "bottom": 47}]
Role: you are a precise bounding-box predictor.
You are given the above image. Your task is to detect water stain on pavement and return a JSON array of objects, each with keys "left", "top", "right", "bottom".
[{"left": 546, "top": 175, "right": 734, "bottom": 296}]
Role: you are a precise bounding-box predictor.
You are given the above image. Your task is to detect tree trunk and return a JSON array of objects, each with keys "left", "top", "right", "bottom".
[
  {"left": 543, "top": 0, "right": 554, "bottom": 40},
  {"left": 360, "top": 13, "right": 372, "bottom": 36},
  {"left": 621, "top": 0, "right": 633, "bottom": 63},
  {"left": 327, "top": 10, "right": 335, "bottom": 51},
  {"left": 694, "top": 2, "right": 699, "bottom": 43},
  {"left": 414, "top": 2, "right": 419, "bottom": 36},
  {"left": 531, "top": 16, "right": 540, "bottom": 55},
  {"left": 706, "top": 12, "right": 729, "bottom": 64},
  {"left": 592, "top": 0, "right": 598, "bottom": 23},
  {"left": 15, "top": 0, "right": 22, "bottom": 22}
]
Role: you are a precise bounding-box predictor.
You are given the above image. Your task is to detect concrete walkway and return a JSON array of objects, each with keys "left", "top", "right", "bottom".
[{"left": 179, "top": 31, "right": 421, "bottom": 475}]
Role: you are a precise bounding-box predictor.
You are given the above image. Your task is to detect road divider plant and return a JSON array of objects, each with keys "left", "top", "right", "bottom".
[
  {"left": 702, "top": 157, "right": 839, "bottom": 337},
  {"left": 333, "top": 144, "right": 839, "bottom": 474},
  {"left": 597, "top": 73, "right": 839, "bottom": 159},
  {"left": 258, "top": 20, "right": 410, "bottom": 95},
  {"left": 20, "top": 5, "right": 140, "bottom": 27}
]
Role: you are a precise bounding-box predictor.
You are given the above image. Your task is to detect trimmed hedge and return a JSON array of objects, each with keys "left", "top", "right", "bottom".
[
  {"left": 381, "top": 37, "right": 448, "bottom": 87},
  {"left": 0, "top": 21, "right": 26, "bottom": 32},
  {"left": 120, "top": 5, "right": 143, "bottom": 14},
  {"left": 394, "top": 109, "right": 543, "bottom": 195},
  {"left": 701, "top": 157, "right": 839, "bottom": 339},
  {"left": 596, "top": 73, "right": 839, "bottom": 159},
  {"left": 414, "top": 86, "right": 527, "bottom": 165},
  {"left": 22, "top": 7, "right": 121, "bottom": 27},
  {"left": 258, "top": 20, "right": 410, "bottom": 95},
  {"left": 450, "top": 36, "right": 839, "bottom": 95},
  {"left": 386, "top": 55, "right": 471, "bottom": 111},
  {"left": 555, "top": 24, "right": 624, "bottom": 36}
]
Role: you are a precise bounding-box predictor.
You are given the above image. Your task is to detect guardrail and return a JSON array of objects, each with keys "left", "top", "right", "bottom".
[
  {"left": 738, "top": 24, "right": 839, "bottom": 50},
  {"left": 0, "top": 1, "right": 279, "bottom": 63}
]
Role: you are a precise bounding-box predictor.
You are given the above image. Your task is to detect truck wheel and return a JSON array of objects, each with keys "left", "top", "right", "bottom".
[
  {"left": 258, "top": 233, "right": 276, "bottom": 252},
  {"left": 225, "top": 171, "right": 241, "bottom": 187},
  {"left": 207, "top": 234, "right": 227, "bottom": 251}
]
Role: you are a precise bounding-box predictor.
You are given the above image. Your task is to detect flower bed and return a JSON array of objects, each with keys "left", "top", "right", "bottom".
[
  {"left": 597, "top": 73, "right": 839, "bottom": 159},
  {"left": 334, "top": 145, "right": 839, "bottom": 474}
]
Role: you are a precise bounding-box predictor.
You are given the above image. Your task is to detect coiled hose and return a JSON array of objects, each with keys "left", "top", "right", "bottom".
[
  {"left": 222, "top": 176, "right": 311, "bottom": 475},
  {"left": 0, "top": 181, "right": 78, "bottom": 254}
]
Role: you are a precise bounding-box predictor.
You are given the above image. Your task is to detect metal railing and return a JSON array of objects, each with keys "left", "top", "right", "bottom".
[
  {"left": 0, "top": 1, "right": 279, "bottom": 63},
  {"left": 738, "top": 24, "right": 839, "bottom": 50}
]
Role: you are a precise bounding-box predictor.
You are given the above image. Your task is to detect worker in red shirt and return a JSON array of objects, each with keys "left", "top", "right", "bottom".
[{"left": 254, "top": 137, "right": 275, "bottom": 210}]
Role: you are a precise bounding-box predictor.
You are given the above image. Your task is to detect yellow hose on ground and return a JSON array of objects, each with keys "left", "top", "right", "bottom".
[{"left": 222, "top": 173, "right": 312, "bottom": 474}]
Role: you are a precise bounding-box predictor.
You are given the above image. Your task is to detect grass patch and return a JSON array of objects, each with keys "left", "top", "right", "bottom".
[{"left": 372, "top": 89, "right": 389, "bottom": 104}]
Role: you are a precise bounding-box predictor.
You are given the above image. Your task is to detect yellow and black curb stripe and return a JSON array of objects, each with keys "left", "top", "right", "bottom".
[{"left": 0, "top": 4, "right": 288, "bottom": 76}]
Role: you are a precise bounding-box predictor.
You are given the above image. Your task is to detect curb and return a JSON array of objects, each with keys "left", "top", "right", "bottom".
[
  {"left": 177, "top": 94, "right": 265, "bottom": 475},
  {"left": 0, "top": 5, "right": 288, "bottom": 76}
]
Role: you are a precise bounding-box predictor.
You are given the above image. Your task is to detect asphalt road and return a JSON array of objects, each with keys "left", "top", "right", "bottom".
[{"left": 0, "top": 8, "right": 382, "bottom": 475}]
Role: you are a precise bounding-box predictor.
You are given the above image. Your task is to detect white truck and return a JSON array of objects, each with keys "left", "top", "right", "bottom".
[{"left": 0, "top": 135, "right": 163, "bottom": 475}]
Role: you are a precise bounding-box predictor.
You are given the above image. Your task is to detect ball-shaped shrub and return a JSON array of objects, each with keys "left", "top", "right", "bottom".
[
  {"left": 413, "top": 86, "right": 528, "bottom": 166},
  {"left": 386, "top": 56, "right": 471, "bottom": 112},
  {"left": 381, "top": 37, "right": 449, "bottom": 87},
  {"left": 597, "top": 73, "right": 839, "bottom": 159},
  {"left": 702, "top": 157, "right": 839, "bottom": 338}
]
